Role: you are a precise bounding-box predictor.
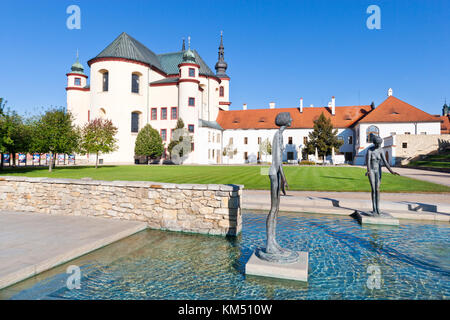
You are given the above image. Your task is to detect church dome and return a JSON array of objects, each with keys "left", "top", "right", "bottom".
[
  {"left": 70, "top": 60, "right": 85, "bottom": 75},
  {"left": 182, "top": 49, "right": 196, "bottom": 63}
]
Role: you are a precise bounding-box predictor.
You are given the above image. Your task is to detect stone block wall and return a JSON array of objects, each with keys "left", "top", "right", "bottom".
[{"left": 0, "top": 176, "right": 243, "bottom": 236}]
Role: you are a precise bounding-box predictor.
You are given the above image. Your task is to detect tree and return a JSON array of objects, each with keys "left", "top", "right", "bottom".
[
  {"left": 134, "top": 124, "right": 164, "bottom": 163},
  {"left": 0, "top": 109, "right": 32, "bottom": 168},
  {"left": 304, "top": 112, "right": 343, "bottom": 161},
  {"left": 31, "top": 108, "right": 80, "bottom": 172},
  {"left": 167, "top": 118, "right": 192, "bottom": 164},
  {"left": 78, "top": 118, "right": 118, "bottom": 168},
  {"left": 259, "top": 138, "right": 272, "bottom": 163}
]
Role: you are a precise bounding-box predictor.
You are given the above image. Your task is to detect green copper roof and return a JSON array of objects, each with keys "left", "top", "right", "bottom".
[
  {"left": 70, "top": 60, "right": 85, "bottom": 75},
  {"left": 94, "top": 32, "right": 162, "bottom": 69},
  {"left": 157, "top": 50, "right": 215, "bottom": 76},
  {"left": 92, "top": 32, "right": 216, "bottom": 77}
]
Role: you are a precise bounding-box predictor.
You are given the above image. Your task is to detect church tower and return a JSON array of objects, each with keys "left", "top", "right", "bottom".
[
  {"left": 66, "top": 53, "right": 89, "bottom": 125},
  {"left": 178, "top": 37, "right": 200, "bottom": 137},
  {"left": 215, "top": 31, "right": 230, "bottom": 111},
  {"left": 443, "top": 101, "right": 449, "bottom": 116}
]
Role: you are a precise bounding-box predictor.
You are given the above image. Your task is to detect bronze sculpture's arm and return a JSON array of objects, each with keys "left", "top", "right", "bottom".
[
  {"left": 381, "top": 151, "right": 399, "bottom": 175},
  {"left": 365, "top": 149, "right": 371, "bottom": 176},
  {"left": 280, "top": 165, "right": 289, "bottom": 195}
]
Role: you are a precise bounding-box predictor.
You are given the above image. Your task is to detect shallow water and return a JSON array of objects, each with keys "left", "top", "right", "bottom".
[{"left": 1, "top": 211, "right": 449, "bottom": 300}]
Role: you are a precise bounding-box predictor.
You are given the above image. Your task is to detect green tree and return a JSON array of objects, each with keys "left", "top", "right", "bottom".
[
  {"left": 134, "top": 124, "right": 164, "bottom": 163},
  {"left": 79, "top": 118, "right": 118, "bottom": 168},
  {"left": 0, "top": 109, "right": 31, "bottom": 168},
  {"left": 305, "top": 112, "right": 343, "bottom": 161},
  {"left": 31, "top": 108, "right": 80, "bottom": 172}
]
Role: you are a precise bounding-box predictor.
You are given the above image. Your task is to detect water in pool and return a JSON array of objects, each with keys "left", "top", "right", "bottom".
[{"left": 1, "top": 211, "right": 449, "bottom": 299}]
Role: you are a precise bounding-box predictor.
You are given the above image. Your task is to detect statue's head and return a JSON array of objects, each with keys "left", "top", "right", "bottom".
[
  {"left": 275, "top": 112, "right": 292, "bottom": 127},
  {"left": 369, "top": 133, "right": 382, "bottom": 146}
]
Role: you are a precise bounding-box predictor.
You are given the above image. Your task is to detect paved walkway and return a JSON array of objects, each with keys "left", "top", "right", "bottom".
[
  {"left": 243, "top": 190, "right": 450, "bottom": 222},
  {"left": 383, "top": 167, "right": 450, "bottom": 187},
  {"left": 0, "top": 211, "right": 147, "bottom": 290}
]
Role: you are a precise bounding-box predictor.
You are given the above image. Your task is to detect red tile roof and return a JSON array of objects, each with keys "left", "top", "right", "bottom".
[
  {"left": 358, "top": 96, "right": 438, "bottom": 123},
  {"left": 216, "top": 105, "right": 372, "bottom": 130},
  {"left": 439, "top": 115, "right": 450, "bottom": 134}
]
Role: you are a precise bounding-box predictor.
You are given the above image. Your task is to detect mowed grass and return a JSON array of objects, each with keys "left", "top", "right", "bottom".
[{"left": 1, "top": 165, "right": 449, "bottom": 193}]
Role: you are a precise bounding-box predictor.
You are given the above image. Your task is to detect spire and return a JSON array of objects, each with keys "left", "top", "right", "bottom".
[
  {"left": 182, "top": 38, "right": 185, "bottom": 51},
  {"left": 443, "top": 98, "right": 449, "bottom": 116},
  {"left": 215, "top": 31, "right": 228, "bottom": 76},
  {"left": 182, "top": 36, "right": 196, "bottom": 63}
]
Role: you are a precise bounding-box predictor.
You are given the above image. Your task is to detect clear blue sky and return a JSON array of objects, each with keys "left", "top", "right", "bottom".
[{"left": 0, "top": 0, "right": 448, "bottom": 116}]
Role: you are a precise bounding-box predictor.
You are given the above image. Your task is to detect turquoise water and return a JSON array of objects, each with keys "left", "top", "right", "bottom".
[{"left": 2, "top": 211, "right": 449, "bottom": 299}]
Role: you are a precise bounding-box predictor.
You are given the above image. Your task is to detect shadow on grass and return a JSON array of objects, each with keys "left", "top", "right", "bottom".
[
  {"left": 0, "top": 165, "right": 121, "bottom": 174},
  {"left": 321, "top": 176, "right": 358, "bottom": 180}
]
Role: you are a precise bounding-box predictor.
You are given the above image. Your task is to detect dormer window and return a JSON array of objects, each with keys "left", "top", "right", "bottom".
[
  {"left": 74, "top": 78, "right": 81, "bottom": 86},
  {"left": 258, "top": 117, "right": 266, "bottom": 123},
  {"left": 232, "top": 117, "right": 240, "bottom": 123},
  {"left": 189, "top": 68, "right": 195, "bottom": 77}
]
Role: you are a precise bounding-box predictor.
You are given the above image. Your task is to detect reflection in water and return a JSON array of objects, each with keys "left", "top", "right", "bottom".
[{"left": 2, "top": 212, "right": 449, "bottom": 300}]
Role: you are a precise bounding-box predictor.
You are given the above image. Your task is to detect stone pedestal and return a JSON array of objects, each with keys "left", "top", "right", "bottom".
[
  {"left": 245, "top": 251, "right": 308, "bottom": 282},
  {"left": 352, "top": 210, "right": 399, "bottom": 226}
]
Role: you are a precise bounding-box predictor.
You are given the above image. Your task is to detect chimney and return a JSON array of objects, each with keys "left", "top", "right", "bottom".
[
  {"left": 243, "top": 103, "right": 247, "bottom": 110},
  {"left": 331, "top": 96, "right": 336, "bottom": 115},
  {"left": 269, "top": 102, "right": 275, "bottom": 109},
  {"left": 299, "top": 98, "right": 303, "bottom": 113},
  {"left": 388, "top": 88, "right": 393, "bottom": 97}
]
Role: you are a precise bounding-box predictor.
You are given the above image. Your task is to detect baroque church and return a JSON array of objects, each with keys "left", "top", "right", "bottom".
[{"left": 66, "top": 32, "right": 446, "bottom": 166}]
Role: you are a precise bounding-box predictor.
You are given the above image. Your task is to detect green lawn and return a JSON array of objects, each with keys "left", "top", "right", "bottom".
[
  {"left": 407, "top": 160, "right": 450, "bottom": 168},
  {"left": 1, "top": 165, "right": 449, "bottom": 193}
]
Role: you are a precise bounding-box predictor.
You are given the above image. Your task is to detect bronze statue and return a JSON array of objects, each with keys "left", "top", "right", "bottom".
[
  {"left": 257, "top": 112, "right": 299, "bottom": 264},
  {"left": 365, "top": 133, "right": 399, "bottom": 215}
]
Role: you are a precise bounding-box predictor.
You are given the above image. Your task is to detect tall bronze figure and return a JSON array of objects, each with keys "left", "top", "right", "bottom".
[
  {"left": 257, "top": 112, "right": 299, "bottom": 264},
  {"left": 365, "top": 133, "right": 399, "bottom": 215}
]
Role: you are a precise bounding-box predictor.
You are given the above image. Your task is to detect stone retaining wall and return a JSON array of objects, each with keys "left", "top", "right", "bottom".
[{"left": 0, "top": 176, "right": 243, "bottom": 236}]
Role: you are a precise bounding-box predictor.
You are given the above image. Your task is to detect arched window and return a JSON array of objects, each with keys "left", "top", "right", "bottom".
[
  {"left": 131, "top": 72, "right": 141, "bottom": 94},
  {"left": 131, "top": 112, "right": 140, "bottom": 133},
  {"left": 99, "top": 69, "right": 109, "bottom": 92},
  {"left": 366, "top": 125, "right": 380, "bottom": 142},
  {"left": 219, "top": 86, "right": 224, "bottom": 97}
]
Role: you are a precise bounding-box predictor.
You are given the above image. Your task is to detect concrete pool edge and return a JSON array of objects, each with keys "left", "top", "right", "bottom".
[
  {"left": 0, "top": 213, "right": 148, "bottom": 290},
  {"left": 243, "top": 203, "right": 450, "bottom": 222}
]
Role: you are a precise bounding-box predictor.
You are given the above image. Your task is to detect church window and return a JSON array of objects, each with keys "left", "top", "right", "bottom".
[
  {"left": 288, "top": 137, "right": 293, "bottom": 145},
  {"left": 217, "top": 134, "right": 220, "bottom": 143},
  {"left": 219, "top": 86, "right": 224, "bottom": 97},
  {"left": 366, "top": 125, "right": 379, "bottom": 142},
  {"left": 161, "top": 107, "right": 167, "bottom": 120},
  {"left": 161, "top": 129, "right": 167, "bottom": 141},
  {"left": 131, "top": 73, "right": 140, "bottom": 93},
  {"left": 188, "top": 97, "right": 195, "bottom": 107},
  {"left": 171, "top": 107, "right": 177, "bottom": 120},
  {"left": 151, "top": 108, "right": 157, "bottom": 120},
  {"left": 189, "top": 68, "right": 195, "bottom": 77},
  {"left": 74, "top": 78, "right": 81, "bottom": 86},
  {"left": 244, "top": 137, "right": 248, "bottom": 144},
  {"left": 188, "top": 124, "right": 194, "bottom": 133},
  {"left": 303, "top": 137, "right": 308, "bottom": 144},
  {"left": 131, "top": 112, "right": 140, "bottom": 133},
  {"left": 102, "top": 71, "right": 109, "bottom": 92}
]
